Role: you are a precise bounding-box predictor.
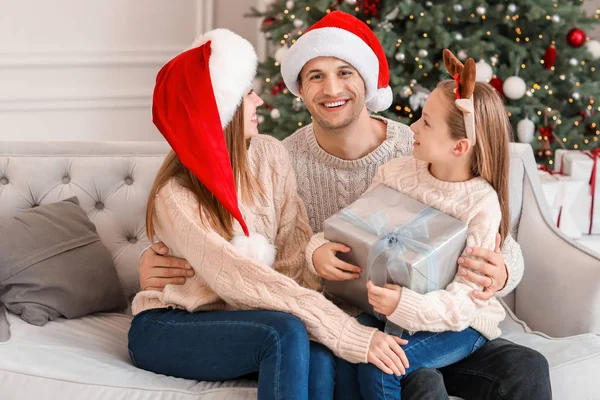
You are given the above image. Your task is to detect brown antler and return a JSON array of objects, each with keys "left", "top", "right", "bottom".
[{"left": 443, "top": 49, "right": 476, "bottom": 99}]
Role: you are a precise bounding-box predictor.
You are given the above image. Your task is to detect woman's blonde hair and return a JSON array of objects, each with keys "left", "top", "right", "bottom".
[
  {"left": 437, "top": 80, "right": 512, "bottom": 245},
  {"left": 146, "top": 104, "right": 263, "bottom": 241}
]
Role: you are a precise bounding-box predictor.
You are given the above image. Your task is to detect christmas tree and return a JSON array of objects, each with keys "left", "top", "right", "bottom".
[{"left": 248, "top": 0, "right": 600, "bottom": 166}]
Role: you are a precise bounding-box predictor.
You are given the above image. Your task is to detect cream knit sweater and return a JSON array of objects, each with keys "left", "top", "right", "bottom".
[
  {"left": 132, "top": 135, "right": 377, "bottom": 364},
  {"left": 283, "top": 116, "right": 523, "bottom": 297},
  {"left": 307, "top": 157, "right": 506, "bottom": 339}
]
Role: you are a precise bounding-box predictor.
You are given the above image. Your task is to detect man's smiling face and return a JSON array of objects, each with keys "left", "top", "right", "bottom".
[{"left": 299, "top": 56, "right": 367, "bottom": 131}]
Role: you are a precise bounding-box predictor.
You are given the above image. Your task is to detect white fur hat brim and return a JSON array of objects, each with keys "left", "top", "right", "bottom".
[
  {"left": 191, "top": 29, "right": 258, "bottom": 128},
  {"left": 281, "top": 27, "right": 392, "bottom": 112}
]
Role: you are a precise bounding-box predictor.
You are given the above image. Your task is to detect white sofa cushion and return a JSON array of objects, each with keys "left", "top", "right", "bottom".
[
  {"left": 0, "top": 310, "right": 257, "bottom": 400},
  {"left": 0, "top": 142, "right": 170, "bottom": 298},
  {"left": 499, "top": 301, "right": 600, "bottom": 400},
  {"left": 1, "top": 304, "right": 597, "bottom": 400}
]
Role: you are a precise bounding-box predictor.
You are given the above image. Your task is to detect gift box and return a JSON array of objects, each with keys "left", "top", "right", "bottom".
[
  {"left": 537, "top": 170, "right": 585, "bottom": 239},
  {"left": 554, "top": 149, "right": 595, "bottom": 180},
  {"left": 553, "top": 149, "right": 600, "bottom": 234},
  {"left": 323, "top": 184, "right": 468, "bottom": 320}
]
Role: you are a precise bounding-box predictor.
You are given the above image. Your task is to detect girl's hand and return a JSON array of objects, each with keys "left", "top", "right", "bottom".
[
  {"left": 312, "top": 242, "right": 361, "bottom": 281},
  {"left": 367, "top": 330, "right": 409, "bottom": 376},
  {"left": 367, "top": 280, "right": 402, "bottom": 316}
]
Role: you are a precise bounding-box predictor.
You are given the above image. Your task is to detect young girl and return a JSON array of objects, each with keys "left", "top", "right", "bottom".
[
  {"left": 127, "top": 28, "right": 408, "bottom": 400},
  {"left": 309, "top": 49, "right": 510, "bottom": 399}
]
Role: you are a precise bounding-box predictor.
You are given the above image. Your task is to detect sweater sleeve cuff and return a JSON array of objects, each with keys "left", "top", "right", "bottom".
[
  {"left": 305, "top": 232, "right": 330, "bottom": 276},
  {"left": 386, "top": 288, "right": 423, "bottom": 328},
  {"left": 337, "top": 318, "right": 377, "bottom": 364},
  {"left": 496, "top": 234, "right": 524, "bottom": 297}
]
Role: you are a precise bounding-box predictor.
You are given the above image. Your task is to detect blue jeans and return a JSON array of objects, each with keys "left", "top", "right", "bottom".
[
  {"left": 336, "top": 313, "right": 486, "bottom": 400},
  {"left": 128, "top": 308, "right": 335, "bottom": 400}
]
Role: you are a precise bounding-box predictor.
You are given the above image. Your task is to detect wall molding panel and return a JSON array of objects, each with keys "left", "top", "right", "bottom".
[{"left": 0, "top": 49, "right": 181, "bottom": 68}]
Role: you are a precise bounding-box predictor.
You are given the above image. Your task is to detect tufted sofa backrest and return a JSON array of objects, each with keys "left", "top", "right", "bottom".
[
  {"left": 0, "top": 142, "right": 170, "bottom": 298},
  {"left": 0, "top": 141, "right": 527, "bottom": 303}
]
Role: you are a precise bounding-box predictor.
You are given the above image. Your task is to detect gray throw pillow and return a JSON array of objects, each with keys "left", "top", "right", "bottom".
[
  {"left": 0, "top": 304, "right": 9, "bottom": 342},
  {"left": 0, "top": 197, "right": 127, "bottom": 335}
]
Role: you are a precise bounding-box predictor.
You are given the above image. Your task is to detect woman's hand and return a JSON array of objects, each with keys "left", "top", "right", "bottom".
[
  {"left": 367, "top": 331, "right": 409, "bottom": 376},
  {"left": 458, "top": 233, "right": 508, "bottom": 300},
  {"left": 312, "top": 242, "right": 361, "bottom": 281}
]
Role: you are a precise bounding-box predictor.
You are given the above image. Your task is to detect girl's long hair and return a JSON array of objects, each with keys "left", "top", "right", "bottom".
[{"left": 438, "top": 80, "right": 512, "bottom": 245}]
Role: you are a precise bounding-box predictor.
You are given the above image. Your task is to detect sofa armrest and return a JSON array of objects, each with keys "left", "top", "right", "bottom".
[{"left": 513, "top": 146, "right": 600, "bottom": 337}]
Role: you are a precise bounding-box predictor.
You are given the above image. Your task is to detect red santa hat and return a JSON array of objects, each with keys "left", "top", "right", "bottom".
[
  {"left": 152, "top": 29, "right": 258, "bottom": 236},
  {"left": 281, "top": 11, "right": 392, "bottom": 112}
]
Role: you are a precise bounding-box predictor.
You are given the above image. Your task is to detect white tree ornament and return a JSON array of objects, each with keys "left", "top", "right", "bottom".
[
  {"left": 274, "top": 46, "right": 289, "bottom": 63},
  {"left": 503, "top": 76, "right": 527, "bottom": 100},
  {"left": 517, "top": 118, "right": 535, "bottom": 143},
  {"left": 586, "top": 40, "right": 600, "bottom": 59},
  {"left": 475, "top": 59, "right": 493, "bottom": 82}
]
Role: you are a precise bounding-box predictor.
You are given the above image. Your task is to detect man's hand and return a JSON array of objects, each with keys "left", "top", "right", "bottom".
[
  {"left": 367, "top": 281, "right": 402, "bottom": 316},
  {"left": 458, "top": 233, "right": 508, "bottom": 300},
  {"left": 312, "top": 242, "right": 361, "bottom": 281},
  {"left": 138, "top": 241, "right": 194, "bottom": 291}
]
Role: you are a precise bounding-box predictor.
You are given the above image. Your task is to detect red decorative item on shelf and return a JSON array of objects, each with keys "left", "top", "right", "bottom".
[
  {"left": 543, "top": 45, "right": 557, "bottom": 69},
  {"left": 567, "top": 28, "right": 586, "bottom": 48},
  {"left": 489, "top": 76, "right": 504, "bottom": 96}
]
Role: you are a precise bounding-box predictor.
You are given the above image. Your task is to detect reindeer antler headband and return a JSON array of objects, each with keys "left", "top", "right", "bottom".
[{"left": 442, "top": 49, "right": 477, "bottom": 146}]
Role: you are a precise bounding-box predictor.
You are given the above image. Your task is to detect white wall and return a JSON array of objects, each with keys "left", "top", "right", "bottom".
[
  {"left": 0, "top": 0, "right": 212, "bottom": 141},
  {"left": 585, "top": 0, "right": 600, "bottom": 39},
  {"left": 215, "top": 0, "right": 270, "bottom": 60}
]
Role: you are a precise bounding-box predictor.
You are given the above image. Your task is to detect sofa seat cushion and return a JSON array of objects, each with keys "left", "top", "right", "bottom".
[
  {"left": 0, "top": 310, "right": 257, "bottom": 400},
  {"left": 1, "top": 304, "right": 598, "bottom": 400},
  {"left": 499, "top": 301, "right": 600, "bottom": 400}
]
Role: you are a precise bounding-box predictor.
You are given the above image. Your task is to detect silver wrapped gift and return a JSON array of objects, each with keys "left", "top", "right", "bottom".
[{"left": 323, "top": 184, "right": 468, "bottom": 320}]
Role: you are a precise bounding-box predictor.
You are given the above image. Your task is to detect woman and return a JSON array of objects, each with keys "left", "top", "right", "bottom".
[{"left": 127, "top": 29, "right": 406, "bottom": 400}]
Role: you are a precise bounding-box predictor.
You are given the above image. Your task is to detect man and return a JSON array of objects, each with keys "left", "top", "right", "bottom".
[{"left": 138, "top": 11, "right": 551, "bottom": 400}]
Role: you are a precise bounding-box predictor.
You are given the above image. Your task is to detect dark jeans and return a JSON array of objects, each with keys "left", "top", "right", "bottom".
[
  {"left": 128, "top": 308, "right": 336, "bottom": 400},
  {"left": 336, "top": 320, "right": 552, "bottom": 400},
  {"left": 354, "top": 314, "right": 486, "bottom": 400}
]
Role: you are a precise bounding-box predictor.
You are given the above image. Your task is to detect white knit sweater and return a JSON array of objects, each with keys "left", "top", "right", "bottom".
[
  {"left": 307, "top": 157, "right": 507, "bottom": 339},
  {"left": 283, "top": 116, "right": 523, "bottom": 297},
  {"left": 132, "top": 135, "right": 377, "bottom": 364}
]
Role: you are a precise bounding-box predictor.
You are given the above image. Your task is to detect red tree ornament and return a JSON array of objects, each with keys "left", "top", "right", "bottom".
[
  {"left": 490, "top": 76, "right": 504, "bottom": 97},
  {"left": 543, "top": 45, "right": 557, "bottom": 69},
  {"left": 262, "top": 17, "right": 275, "bottom": 29},
  {"left": 359, "top": 0, "right": 380, "bottom": 17},
  {"left": 567, "top": 28, "right": 586, "bottom": 48},
  {"left": 540, "top": 126, "right": 555, "bottom": 144},
  {"left": 271, "top": 80, "right": 286, "bottom": 96}
]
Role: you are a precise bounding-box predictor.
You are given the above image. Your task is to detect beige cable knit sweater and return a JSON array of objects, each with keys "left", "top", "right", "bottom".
[
  {"left": 283, "top": 116, "right": 523, "bottom": 297},
  {"left": 131, "top": 135, "right": 376, "bottom": 364},
  {"left": 307, "top": 157, "right": 507, "bottom": 339}
]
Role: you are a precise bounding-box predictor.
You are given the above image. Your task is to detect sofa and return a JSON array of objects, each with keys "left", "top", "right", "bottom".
[{"left": 1, "top": 141, "right": 599, "bottom": 400}]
